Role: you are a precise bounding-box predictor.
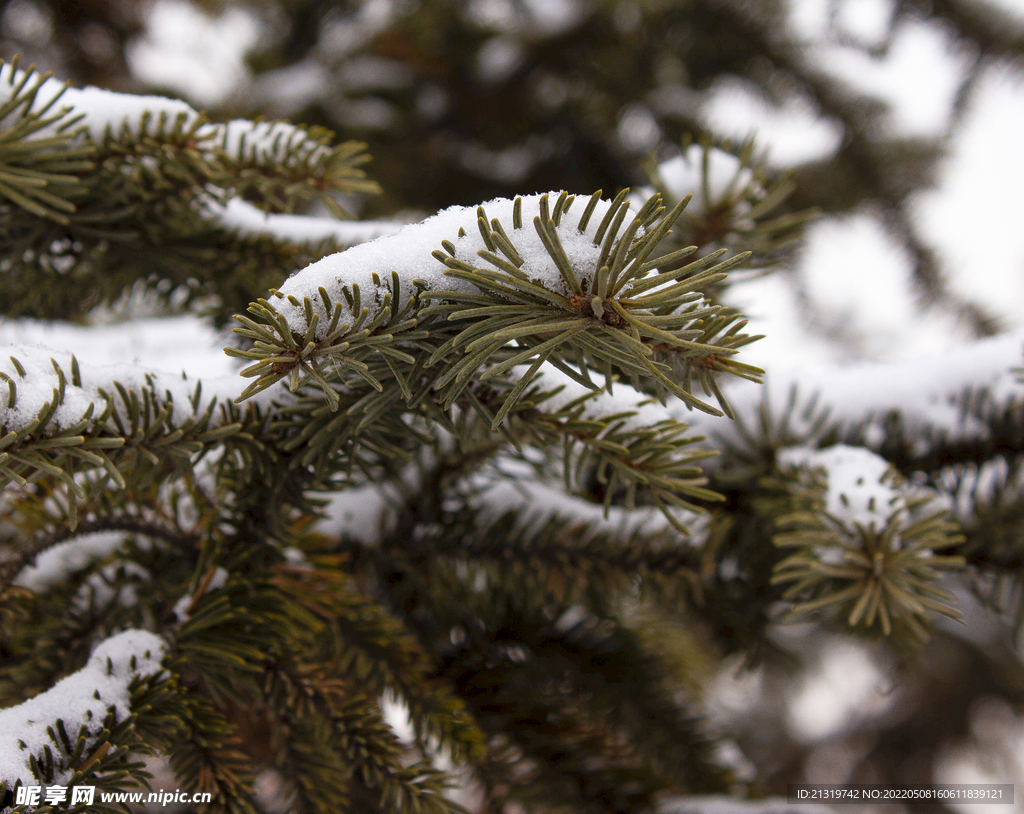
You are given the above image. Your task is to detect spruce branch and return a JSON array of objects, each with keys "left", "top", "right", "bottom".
[
  {"left": 269, "top": 562, "right": 487, "bottom": 763},
  {"left": 424, "top": 192, "right": 759, "bottom": 421},
  {"left": 936, "top": 457, "right": 1024, "bottom": 635},
  {"left": 1, "top": 61, "right": 379, "bottom": 219},
  {"left": 771, "top": 445, "right": 965, "bottom": 640},
  {"left": 230, "top": 191, "right": 762, "bottom": 424},
  {"left": 401, "top": 507, "right": 703, "bottom": 600},
  {"left": 641, "top": 139, "right": 817, "bottom": 274},
  {"left": 0, "top": 60, "right": 91, "bottom": 225},
  {"left": 844, "top": 386, "right": 1024, "bottom": 479}
]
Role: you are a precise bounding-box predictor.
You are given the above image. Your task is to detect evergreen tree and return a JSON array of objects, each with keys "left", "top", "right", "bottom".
[{"left": 2, "top": 2, "right": 1024, "bottom": 813}]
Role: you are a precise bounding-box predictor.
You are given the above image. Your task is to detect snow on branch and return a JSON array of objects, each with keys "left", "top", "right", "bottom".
[
  {"left": 1, "top": 62, "right": 198, "bottom": 141},
  {"left": 2, "top": 60, "right": 377, "bottom": 219},
  {"left": 270, "top": 192, "right": 627, "bottom": 338},
  {"left": 208, "top": 119, "right": 327, "bottom": 165},
  {"left": 0, "top": 343, "right": 251, "bottom": 434},
  {"left": 0, "top": 343, "right": 279, "bottom": 531},
  {"left": 0, "top": 629, "right": 166, "bottom": 788},
  {"left": 471, "top": 460, "right": 702, "bottom": 539},
  {"left": 209, "top": 196, "right": 406, "bottom": 246},
  {"left": 772, "top": 443, "right": 965, "bottom": 637},
  {"left": 683, "top": 329, "right": 1024, "bottom": 457},
  {"left": 234, "top": 190, "right": 758, "bottom": 422},
  {"left": 2, "top": 62, "right": 329, "bottom": 152},
  {"left": 13, "top": 530, "right": 136, "bottom": 593},
  {"left": 777, "top": 445, "right": 903, "bottom": 533}
]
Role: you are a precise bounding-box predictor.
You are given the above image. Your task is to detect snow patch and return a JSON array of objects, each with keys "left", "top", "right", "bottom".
[
  {"left": 72, "top": 561, "right": 151, "bottom": 613},
  {"left": 787, "top": 639, "right": 894, "bottom": 743},
  {"left": 210, "top": 197, "right": 406, "bottom": 246},
  {"left": 312, "top": 484, "right": 396, "bottom": 546},
  {"left": 778, "top": 444, "right": 902, "bottom": 532},
  {"left": 14, "top": 531, "right": 129, "bottom": 593},
  {"left": 0, "top": 629, "right": 166, "bottom": 787},
  {"left": 274, "top": 192, "right": 642, "bottom": 340},
  {"left": 202, "top": 119, "right": 327, "bottom": 166},
  {"left": 809, "top": 18, "right": 967, "bottom": 138},
  {"left": 701, "top": 78, "right": 844, "bottom": 167}
]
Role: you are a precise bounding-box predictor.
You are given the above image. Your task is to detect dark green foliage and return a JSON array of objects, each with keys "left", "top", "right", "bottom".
[{"left": 0, "top": 58, "right": 377, "bottom": 326}]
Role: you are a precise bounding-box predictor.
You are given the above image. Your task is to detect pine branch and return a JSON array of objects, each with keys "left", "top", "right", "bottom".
[
  {"left": 1, "top": 61, "right": 380, "bottom": 326},
  {"left": 0, "top": 58, "right": 92, "bottom": 224},
  {"left": 264, "top": 663, "right": 465, "bottom": 814},
  {"left": 0, "top": 346, "right": 280, "bottom": 534},
  {"left": 771, "top": 446, "right": 965, "bottom": 640},
  {"left": 486, "top": 365, "right": 724, "bottom": 527},
  {"left": 269, "top": 562, "right": 487, "bottom": 763},
  {"left": 204, "top": 120, "right": 380, "bottom": 217},
  {"left": 0, "top": 630, "right": 172, "bottom": 801},
  {"left": 230, "top": 191, "right": 761, "bottom": 422},
  {"left": 397, "top": 506, "right": 703, "bottom": 605},
  {"left": 436, "top": 601, "right": 729, "bottom": 813},
  {"left": 168, "top": 691, "right": 259, "bottom": 814},
  {"left": 642, "top": 140, "right": 817, "bottom": 274}
]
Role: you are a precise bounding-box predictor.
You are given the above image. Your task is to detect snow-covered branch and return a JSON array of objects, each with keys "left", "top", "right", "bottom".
[
  {"left": 271, "top": 192, "right": 639, "bottom": 338},
  {"left": 0, "top": 629, "right": 166, "bottom": 788},
  {"left": 683, "top": 329, "right": 1024, "bottom": 457},
  {"left": 0, "top": 343, "right": 241, "bottom": 433}
]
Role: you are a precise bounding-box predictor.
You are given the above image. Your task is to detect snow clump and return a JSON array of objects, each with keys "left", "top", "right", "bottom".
[
  {"left": 0, "top": 629, "right": 166, "bottom": 788},
  {"left": 273, "top": 192, "right": 642, "bottom": 340},
  {"left": 778, "top": 444, "right": 904, "bottom": 532}
]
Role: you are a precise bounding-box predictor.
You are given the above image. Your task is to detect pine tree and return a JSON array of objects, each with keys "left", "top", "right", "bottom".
[{"left": 2, "top": 1, "right": 1024, "bottom": 813}]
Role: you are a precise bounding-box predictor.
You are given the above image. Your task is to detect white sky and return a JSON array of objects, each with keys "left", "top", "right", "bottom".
[
  {"left": 708, "top": 0, "right": 1024, "bottom": 366},
  {"left": 809, "top": 17, "right": 970, "bottom": 138},
  {"left": 912, "top": 63, "right": 1024, "bottom": 328}
]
